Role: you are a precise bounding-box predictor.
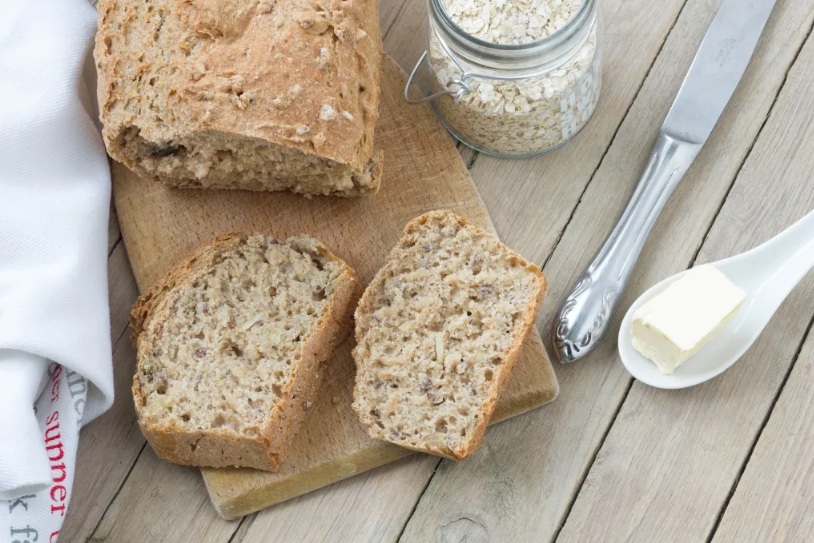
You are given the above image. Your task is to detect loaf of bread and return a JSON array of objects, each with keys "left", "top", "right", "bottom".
[
  {"left": 352, "top": 211, "right": 546, "bottom": 460},
  {"left": 94, "top": 0, "right": 382, "bottom": 196},
  {"left": 131, "top": 233, "right": 357, "bottom": 471}
]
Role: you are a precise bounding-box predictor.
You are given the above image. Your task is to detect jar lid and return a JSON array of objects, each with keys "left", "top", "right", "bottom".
[{"left": 430, "top": 0, "right": 597, "bottom": 76}]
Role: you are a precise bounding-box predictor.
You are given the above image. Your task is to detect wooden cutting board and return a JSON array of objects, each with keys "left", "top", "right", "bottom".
[{"left": 113, "top": 55, "right": 559, "bottom": 519}]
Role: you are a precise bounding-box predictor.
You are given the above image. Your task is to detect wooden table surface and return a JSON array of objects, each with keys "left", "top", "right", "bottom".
[{"left": 67, "top": 1, "right": 814, "bottom": 541}]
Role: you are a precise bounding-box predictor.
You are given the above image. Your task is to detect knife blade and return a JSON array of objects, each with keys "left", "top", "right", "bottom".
[
  {"left": 552, "top": 0, "right": 777, "bottom": 363},
  {"left": 664, "top": 0, "right": 778, "bottom": 143}
]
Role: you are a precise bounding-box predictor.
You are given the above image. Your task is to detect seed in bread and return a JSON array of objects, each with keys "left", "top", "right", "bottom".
[
  {"left": 131, "top": 233, "right": 357, "bottom": 471},
  {"left": 94, "top": 0, "right": 383, "bottom": 196},
  {"left": 352, "top": 210, "right": 547, "bottom": 460}
]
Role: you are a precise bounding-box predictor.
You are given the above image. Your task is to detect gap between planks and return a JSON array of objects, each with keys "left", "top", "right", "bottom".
[
  {"left": 87, "top": 442, "right": 148, "bottom": 542},
  {"left": 550, "top": 379, "right": 635, "bottom": 541},
  {"left": 541, "top": 0, "right": 690, "bottom": 271},
  {"left": 705, "top": 312, "right": 814, "bottom": 543},
  {"left": 395, "top": 459, "right": 443, "bottom": 542}
]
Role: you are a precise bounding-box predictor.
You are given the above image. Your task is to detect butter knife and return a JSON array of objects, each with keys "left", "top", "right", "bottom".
[{"left": 552, "top": 0, "right": 777, "bottom": 363}]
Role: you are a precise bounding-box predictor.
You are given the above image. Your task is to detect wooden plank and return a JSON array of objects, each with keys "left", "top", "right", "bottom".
[
  {"left": 90, "top": 449, "right": 241, "bottom": 543},
  {"left": 379, "top": 0, "right": 408, "bottom": 39},
  {"left": 558, "top": 24, "right": 814, "bottom": 543},
  {"left": 113, "top": 55, "right": 557, "bottom": 519},
  {"left": 380, "top": 0, "right": 431, "bottom": 74},
  {"left": 242, "top": 0, "right": 692, "bottom": 539},
  {"left": 712, "top": 326, "right": 814, "bottom": 543},
  {"left": 400, "top": 1, "right": 814, "bottom": 541},
  {"left": 236, "top": 455, "right": 435, "bottom": 543}
]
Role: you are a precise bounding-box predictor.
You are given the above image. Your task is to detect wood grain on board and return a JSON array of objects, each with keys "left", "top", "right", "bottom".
[{"left": 112, "top": 55, "right": 559, "bottom": 519}]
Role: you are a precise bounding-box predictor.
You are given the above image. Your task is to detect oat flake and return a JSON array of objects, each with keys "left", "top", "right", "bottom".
[
  {"left": 319, "top": 103, "right": 338, "bottom": 121},
  {"left": 443, "top": 0, "right": 582, "bottom": 45}
]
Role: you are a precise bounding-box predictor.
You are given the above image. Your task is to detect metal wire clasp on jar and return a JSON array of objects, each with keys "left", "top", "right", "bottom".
[{"left": 405, "top": 0, "right": 602, "bottom": 158}]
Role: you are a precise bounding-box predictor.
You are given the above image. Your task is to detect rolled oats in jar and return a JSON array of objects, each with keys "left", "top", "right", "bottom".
[{"left": 406, "top": 0, "right": 602, "bottom": 157}]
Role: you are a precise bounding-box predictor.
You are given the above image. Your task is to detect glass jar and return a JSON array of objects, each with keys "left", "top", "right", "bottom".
[{"left": 405, "top": 0, "right": 602, "bottom": 158}]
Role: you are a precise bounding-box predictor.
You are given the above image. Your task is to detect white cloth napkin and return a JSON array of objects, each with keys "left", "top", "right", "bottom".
[
  {"left": 0, "top": 352, "right": 50, "bottom": 501},
  {"left": 0, "top": 0, "right": 114, "bottom": 540}
]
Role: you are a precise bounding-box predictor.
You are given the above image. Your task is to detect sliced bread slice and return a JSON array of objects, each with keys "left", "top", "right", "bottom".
[
  {"left": 352, "top": 210, "right": 547, "bottom": 460},
  {"left": 131, "top": 233, "right": 357, "bottom": 471}
]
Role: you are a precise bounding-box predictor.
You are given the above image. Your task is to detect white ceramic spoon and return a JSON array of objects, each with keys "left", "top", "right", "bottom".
[{"left": 619, "top": 209, "right": 814, "bottom": 389}]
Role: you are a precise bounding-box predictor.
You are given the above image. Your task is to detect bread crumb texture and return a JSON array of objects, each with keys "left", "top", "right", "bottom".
[
  {"left": 95, "top": 0, "right": 382, "bottom": 195},
  {"left": 132, "top": 233, "right": 356, "bottom": 470},
  {"left": 353, "top": 211, "right": 546, "bottom": 460}
]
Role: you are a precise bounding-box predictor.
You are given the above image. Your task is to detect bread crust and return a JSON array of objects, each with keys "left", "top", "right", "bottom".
[
  {"left": 352, "top": 210, "right": 547, "bottom": 460},
  {"left": 131, "top": 232, "right": 358, "bottom": 471},
  {"left": 94, "top": 0, "right": 382, "bottom": 192}
]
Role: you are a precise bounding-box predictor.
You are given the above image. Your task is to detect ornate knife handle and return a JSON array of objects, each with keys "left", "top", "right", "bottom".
[{"left": 552, "top": 131, "right": 702, "bottom": 363}]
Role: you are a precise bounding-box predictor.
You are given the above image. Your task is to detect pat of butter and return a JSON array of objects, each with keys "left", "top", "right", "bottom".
[{"left": 632, "top": 265, "right": 746, "bottom": 375}]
